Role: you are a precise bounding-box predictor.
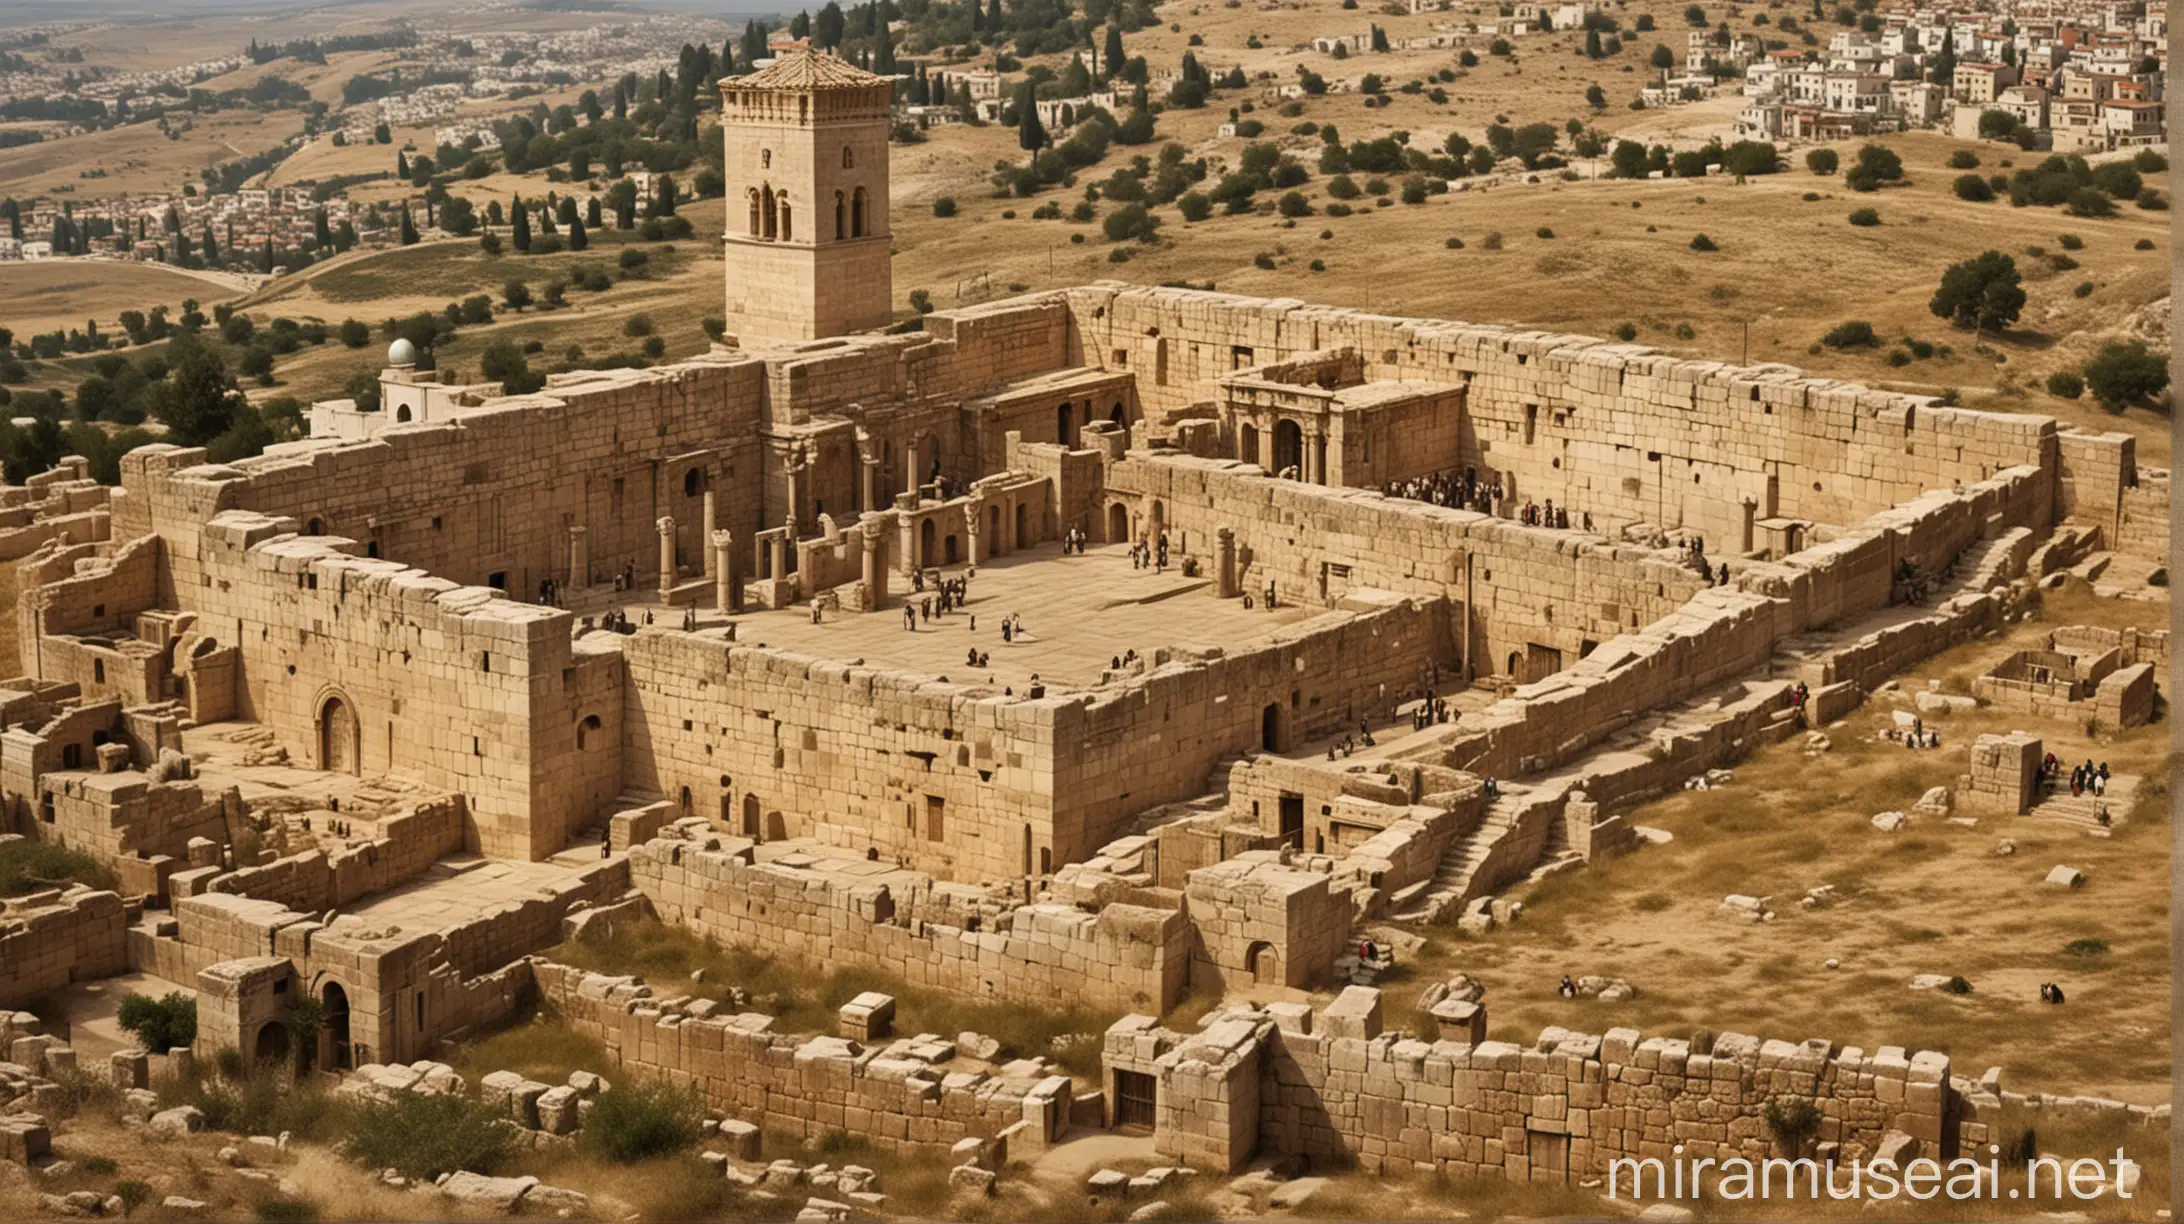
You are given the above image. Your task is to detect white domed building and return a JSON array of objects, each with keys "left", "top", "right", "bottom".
[{"left": 305, "top": 334, "right": 508, "bottom": 442}]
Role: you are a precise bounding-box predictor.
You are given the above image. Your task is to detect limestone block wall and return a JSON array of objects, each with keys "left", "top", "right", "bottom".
[
  {"left": 0, "top": 510, "right": 111, "bottom": 564},
  {"left": 1115, "top": 998, "right": 2004, "bottom": 1180},
  {"left": 1103, "top": 453, "right": 1706, "bottom": 677},
  {"left": 2115, "top": 469, "right": 2169, "bottom": 564},
  {"left": 187, "top": 796, "right": 467, "bottom": 912},
  {"left": 623, "top": 598, "right": 1441, "bottom": 880},
  {"left": 1062, "top": 285, "right": 2058, "bottom": 543},
  {"left": 1183, "top": 855, "right": 1351, "bottom": 992},
  {"left": 134, "top": 860, "right": 625, "bottom": 1066},
  {"left": 0, "top": 885, "right": 130, "bottom": 1008},
  {"left": 15, "top": 535, "right": 160, "bottom": 684},
  {"left": 620, "top": 630, "right": 1066, "bottom": 881},
  {"left": 0, "top": 699, "right": 124, "bottom": 832},
  {"left": 2094, "top": 663, "right": 2156, "bottom": 729},
  {"left": 628, "top": 834, "right": 1191, "bottom": 1012},
  {"left": 111, "top": 355, "right": 769, "bottom": 605},
  {"left": 42, "top": 774, "right": 235, "bottom": 874},
  {"left": 1049, "top": 597, "right": 1453, "bottom": 862},
  {"left": 178, "top": 514, "right": 588, "bottom": 860},
  {"left": 533, "top": 961, "right": 1074, "bottom": 1155}
]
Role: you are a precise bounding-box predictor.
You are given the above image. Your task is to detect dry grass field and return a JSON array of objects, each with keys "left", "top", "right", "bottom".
[
  {"left": 3, "top": 259, "right": 250, "bottom": 337},
  {"left": 1355, "top": 581, "right": 2169, "bottom": 1107}
]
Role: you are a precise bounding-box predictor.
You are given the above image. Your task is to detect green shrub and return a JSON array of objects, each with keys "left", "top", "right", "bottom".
[
  {"left": 931, "top": 197, "right": 957, "bottom": 217},
  {"left": 0, "top": 838, "right": 115, "bottom": 896},
  {"left": 1946, "top": 150, "right": 1979, "bottom": 169},
  {"left": 1953, "top": 174, "right": 1994, "bottom": 202},
  {"left": 1613, "top": 323, "right": 1637, "bottom": 341},
  {"left": 1481, "top": 231, "right": 1503, "bottom": 249},
  {"left": 1252, "top": 252, "right": 1276, "bottom": 270},
  {"left": 344, "top": 1092, "right": 512, "bottom": 1180},
  {"left": 1535, "top": 226, "right": 1555, "bottom": 239},
  {"left": 119, "top": 993, "right": 197, "bottom": 1054},
  {"left": 2134, "top": 238, "right": 2154, "bottom": 250},
  {"left": 1821, "top": 320, "right": 1876, "bottom": 349},
  {"left": 2073, "top": 281, "right": 2094, "bottom": 298},
  {"left": 1689, "top": 232, "right": 1716, "bottom": 251},
  {"left": 1805, "top": 148, "right": 1838, "bottom": 175},
  {"left": 2057, "top": 233, "right": 2084, "bottom": 250},
  {"left": 578, "top": 1080, "right": 705, "bottom": 1162},
  {"left": 2063, "top": 936, "right": 2108, "bottom": 956},
  {"left": 1847, "top": 208, "right": 1880, "bottom": 226},
  {"left": 1940, "top": 975, "right": 1973, "bottom": 995}
]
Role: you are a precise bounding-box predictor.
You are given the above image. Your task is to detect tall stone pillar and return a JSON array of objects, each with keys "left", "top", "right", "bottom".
[
  {"left": 712, "top": 530, "right": 737, "bottom": 614},
  {"left": 966, "top": 497, "right": 985, "bottom": 565},
  {"left": 767, "top": 533, "right": 788, "bottom": 583},
  {"left": 568, "top": 525, "right": 588, "bottom": 592},
  {"left": 656, "top": 517, "right": 677, "bottom": 601},
  {"left": 701, "top": 489, "right": 717, "bottom": 575},
  {"left": 1215, "top": 527, "right": 1238, "bottom": 598},
  {"left": 898, "top": 506, "right": 918, "bottom": 577},
  {"left": 785, "top": 459, "right": 805, "bottom": 533},
  {"left": 860, "top": 455, "right": 880, "bottom": 514},
  {"left": 862, "top": 522, "right": 890, "bottom": 607}
]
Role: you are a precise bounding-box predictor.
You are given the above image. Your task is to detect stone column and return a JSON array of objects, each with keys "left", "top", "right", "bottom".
[
  {"left": 966, "top": 497, "right": 985, "bottom": 565},
  {"left": 1215, "top": 527, "right": 1238, "bottom": 598},
  {"left": 862, "top": 522, "right": 889, "bottom": 607},
  {"left": 712, "top": 530, "right": 737, "bottom": 614},
  {"left": 767, "top": 533, "right": 788, "bottom": 584},
  {"left": 898, "top": 506, "right": 918, "bottom": 577},
  {"left": 905, "top": 438, "right": 923, "bottom": 499},
  {"left": 860, "top": 455, "right": 880, "bottom": 514},
  {"left": 701, "top": 489, "right": 717, "bottom": 575},
  {"left": 568, "top": 525, "right": 588, "bottom": 592},
  {"left": 785, "top": 460, "right": 805, "bottom": 533},
  {"left": 656, "top": 517, "right": 677, "bottom": 601}
]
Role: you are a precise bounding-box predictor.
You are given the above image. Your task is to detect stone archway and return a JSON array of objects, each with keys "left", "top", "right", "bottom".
[
  {"left": 318, "top": 694, "right": 359, "bottom": 775},
  {"left": 1246, "top": 941, "right": 1281, "bottom": 986},
  {"left": 1107, "top": 503, "right": 1129, "bottom": 544},
  {"left": 320, "top": 980, "right": 353, "bottom": 1071},
  {"left": 254, "top": 1021, "right": 291, "bottom": 1067},
  {"left": 742, "top": 794, "right": 761, "bottom": 839},
  {"left": 1239, "top": 422, "right": 1259, "bottom": 466},
  {"left": 919, "top": 519, "right": 936, "bottom": 567},
  {"left": 1273, "top": 420, "right": 1304, "bottom": 478}
]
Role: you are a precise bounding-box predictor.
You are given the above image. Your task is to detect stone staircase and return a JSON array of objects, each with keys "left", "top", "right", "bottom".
[
  {"left": 1392, "top": 795, "right": 1522, "bottom": 922},
  {"left": 2028, "top": 775, "right": 2138, "bottom": 834}
]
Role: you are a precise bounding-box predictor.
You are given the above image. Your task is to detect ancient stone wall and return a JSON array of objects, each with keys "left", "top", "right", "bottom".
[
  {"left": 177, "top": 513, "right": 595, "bottom": 860},
  {"left": 533, "top": 961, "right": 1074, "bottom": 1156},
  {"left": 0, "top": 885, "right": 130, "bottom": 1008},
  {"left": 175, "top": 796, "right": 467, "bottom": 913},
  {"left": 628, "top": 833, "right": 1190, "bottom": 1012},
  {"left": 1111, "top": 994, "right": 2016, "bottom": 1180},
  {"left": 1104, "top": 453, "right": 1707, "bottom": 677},
  {"left": 621, "top": 596, "right": 1443, "bottom": 880},
  {"left": 1063, "top": 285, "right": 2059, "bottom": 546},
  {"left": 112, "top": 356, "right": 770, "bottom": 607}
]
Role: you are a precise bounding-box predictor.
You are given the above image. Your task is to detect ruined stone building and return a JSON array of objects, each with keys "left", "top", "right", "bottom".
[{"left": 0, "top": 49, "right": 2167, "bottom": 1188}]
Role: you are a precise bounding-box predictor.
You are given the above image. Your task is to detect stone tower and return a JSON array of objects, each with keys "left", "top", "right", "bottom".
[{"left": 719, "top": 50, "right": 895, "bottom": 342}]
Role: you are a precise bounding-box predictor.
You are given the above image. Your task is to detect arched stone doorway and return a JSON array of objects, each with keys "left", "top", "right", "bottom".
[
  {"left": 1109, "top": 402, "right": 1126, "bottom": 426},
  {"left": 765, "top": 810, "right": 787, "bottom": 841},
  {"left": 254, "top": 1021, "right": 291, "bottom": 1067},
  {"left": 1107, "top": 503, "right": 1129, "bottom": 544},
  {"left": 1014, "top": 503, "right": 1028, "bottom": 547},
  {"left": 1273, "top": 420, "right": 1304, "bottom": 478},
  {"left": 1056, "top": 402, "right": 1075, "bottom": 447},
  {"left": 1239, "top": 422, "right": 1259, "bottom": 466},
  {"left": 318, "top": 694, "right": 358, "bottom": 775},
  {"left": 919, "top": 519, "right": 936, "bottom": 567},
  {"left": 320, "top": 981, "right": 352, "bottom": 1071},
  {"left": 1246, "top": 941, "right": 1281, "bottom": 986},
  {"left": 742, "top": 794, "right": 761, "bottom": 839}
]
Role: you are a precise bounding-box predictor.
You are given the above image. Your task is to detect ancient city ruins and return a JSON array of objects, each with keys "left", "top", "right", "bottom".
[{"left": 0, "top": 50, "right": 2169, "bottom": 1208}]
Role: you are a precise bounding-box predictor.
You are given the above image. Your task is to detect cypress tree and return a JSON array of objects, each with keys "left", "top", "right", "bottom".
[
  {"left": 1103, "top": 25, "right": 1124, "bottom": 77},
  {"left": 567, "top": 214, "right": 587, "bottom": 250},
  {"left": 399, "top": 207, "right": 418, "bottom": 245},
  {"left": 1015, "top": 82, "right": 1045, "bottom": 149},
  {"left": 511, "top": 193, "right": 531, "bottom": 251}
]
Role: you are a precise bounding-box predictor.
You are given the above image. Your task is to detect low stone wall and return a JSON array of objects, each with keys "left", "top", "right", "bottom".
[
  {"left": 534, "top": 962, "right": 1072, "bottom": 1156},
  {"left": 176, "top": 797, "right": 468, "bottom": 913},
  {"left": 1108, "top": 989, "right": 2168, "bottom": 1179},
  {"left": 0, "top": 885, "right": 130, "bottom": 1008},
  {"left": 630, "top": 833, "right": 1191, "bottom": 1012}
]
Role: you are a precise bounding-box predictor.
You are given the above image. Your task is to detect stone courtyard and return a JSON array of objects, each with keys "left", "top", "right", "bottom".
[{"left": 0, "top": 48, "right": 2168, "bottom": 1216}]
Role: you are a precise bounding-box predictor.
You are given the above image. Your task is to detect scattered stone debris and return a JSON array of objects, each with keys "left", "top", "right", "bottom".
[
  {"left": 1718, "top": 894, "right": 1773, "bottom": 922},
  {"left": 2044, "top": 865, "right": 2087, "bottom": 888}
]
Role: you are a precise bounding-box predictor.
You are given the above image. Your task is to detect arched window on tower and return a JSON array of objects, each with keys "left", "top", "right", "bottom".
[
  {"left": 842, "top": 146, "right": 854, "bottom": 169},
  {"left": 761, "top": 186, "right": 777, "bottom": 240},
  {"left": 779, "top": 194, "right": 793, "bottom": 241},
  {"left": 852, "top": 187, "right": 867, "bottom": 238},
  {"left": 747, "top": 188, "right": 762, "bottom": 237},
  {"left": 834, "top": 191, "right": 846, "bottom": 240},
  {"left": 761, "top": 149, "right": 772, "bottom": 169}
]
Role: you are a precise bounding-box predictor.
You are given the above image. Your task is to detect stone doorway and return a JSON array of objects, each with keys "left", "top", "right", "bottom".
[
  {"left": 318, "top": 695, "right": 359, "bottom": 775},
  {"left": 320, "top": 981, "right": 353, "bottom": 1071},
  {"left": 1113, "top": 1070, "right": 1157, "bottom": 1131}
]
